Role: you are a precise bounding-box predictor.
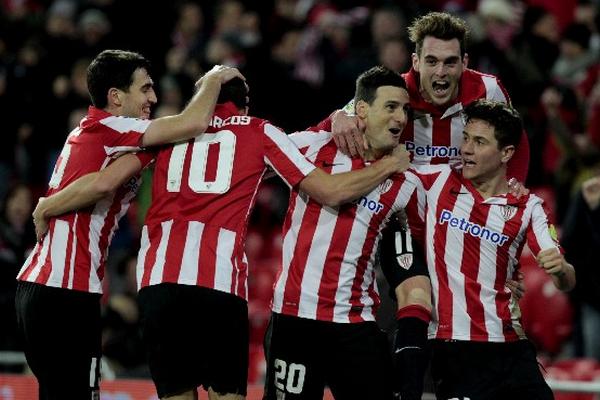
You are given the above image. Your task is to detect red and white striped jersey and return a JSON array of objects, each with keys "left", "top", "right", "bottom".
[
  {"left": 135, "top": 103, "right": 316, "bottom": 300},
  {"left": 402, "top": 68, "right": 507, "bottom": 166},
  {"left": 335, "top": 68, "right": 529, "bottom": 181},
  {"left": 414, "top": 165, "right": 560, "bottom": 342},
  {"left": 401, "top": 68, "right": 529, "bottom": 183},
  {"left": 17, "top": 107, "right": 152, "bottom": 293},
  {"left": 271, "top": 131, "right": 419, "bottom": 323}
]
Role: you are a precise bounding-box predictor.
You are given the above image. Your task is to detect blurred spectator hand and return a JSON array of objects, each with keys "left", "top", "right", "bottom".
[
  {"left": 540, "top": 87, "right": 563, "bottom": 117},
  {"left": 109, "top": 294, "right": 138, "bottom": 324},
  {"left": 582, "top": 176, "right": 600, "bottom": 210}
]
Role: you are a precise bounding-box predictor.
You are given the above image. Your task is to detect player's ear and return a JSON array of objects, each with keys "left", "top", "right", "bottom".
[
  {"left": 501, "top": 145, "right": 515, "bottom": 163},
  {"left": 462, "top": 52, "right": 469, "bottom": 69},
  {"left": 355, "top": 100, "right": 369, "bottom": 119},
  {"left": 411, "top": 53, "right": 419, "bottom": 72},
  {"left": 108, "top": 87, "right": 122, "bottom": 107}
]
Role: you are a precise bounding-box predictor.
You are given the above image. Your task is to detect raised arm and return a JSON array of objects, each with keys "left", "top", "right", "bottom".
[
  {"left": 33, "top": 154, "right": 143, "bottom": 240},
  {"left": 298, "top": 145, "right": 410, "bottom": 207},
  {"left": 141, "top": 65, "right": 245, "bottom": 147}
]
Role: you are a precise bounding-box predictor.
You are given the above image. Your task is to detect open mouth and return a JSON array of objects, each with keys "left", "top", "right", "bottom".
[
  {"left": 462, "top": 159, "right": 476, "bottom": 167},
  {"left": 432, "top": 80, "right": 450, "bottom": 96},
  {"left": 389, "top": 127, "right": 401, "bottom": 136}
]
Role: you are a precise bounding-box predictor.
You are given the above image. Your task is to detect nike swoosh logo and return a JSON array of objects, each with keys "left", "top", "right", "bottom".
[
  {"left": 449, "top": 189, "right": 469, "bottom": 195},
  {"left": 322, "top": 162, "right": 342, "bottom": 167},
  {"left": 394, "top": 346, "right": 421, "bottom": 354}
]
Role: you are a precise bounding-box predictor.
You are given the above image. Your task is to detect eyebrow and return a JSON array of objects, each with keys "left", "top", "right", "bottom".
[
  {"left": 463, "top": 131, "right": 488, "bottom": 140},
  {"left": 424, "top": 55, "right": 460, "bottom": 63}
]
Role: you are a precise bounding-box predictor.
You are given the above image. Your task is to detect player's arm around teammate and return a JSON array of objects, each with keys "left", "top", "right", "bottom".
[
  {"left": 33, "top": 153, "right": 144, "bottom": 240},
  {"left": 31, "top": 63, "right": 244, "bottom": 239},
  {"left": 298, "top": 143, "right": 410, "bottom": 206},
  {"left": 140, "top": 64, "right": 245, "bottom": 146}
]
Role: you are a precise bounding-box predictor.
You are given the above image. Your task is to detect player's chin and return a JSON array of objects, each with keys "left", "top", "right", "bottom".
[{"left": 462, "top": 169, "right": 477, "bottom": 180}]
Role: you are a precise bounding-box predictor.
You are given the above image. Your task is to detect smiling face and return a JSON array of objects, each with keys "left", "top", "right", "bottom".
[
  {"left": 357, "top": 85, "right": 410, "bottom": 158},
  {"left": 461, "top": 118, "right": 513, "bottom": 183},
  {"left": 413, "top": 36, "right": 467, "bottom": 108},
  {"left": 116, "top": 68, "right": 157, "bottom": 119}
]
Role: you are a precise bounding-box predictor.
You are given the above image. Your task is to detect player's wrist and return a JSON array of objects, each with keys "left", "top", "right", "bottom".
[{"left": 378, "top": 156, "right": 397, "bottom": 175}]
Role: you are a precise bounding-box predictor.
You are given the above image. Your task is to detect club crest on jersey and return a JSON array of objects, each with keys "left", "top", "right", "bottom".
[
  {"left": 501, "top": 205, "right": 518, "bottom": 221},
  {"left": 396, "top": 253, "right": 413, "bottom": 270},
  {"left": 378, "top": 179, "right": 393, "bottom": 194}
]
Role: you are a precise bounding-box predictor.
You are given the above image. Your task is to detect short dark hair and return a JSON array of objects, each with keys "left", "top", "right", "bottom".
[
  {"left": 463, "top": 100, "right": 522, "bottom": 148},
  {"left": 87, "top": 50, "right": 151, "bottom": 108},
  {"left": 354, "top": 66, "right": 407, "bottom": 105},
  {"left": 408, "top": 12, "right": 469, "bottom": 56},
  {"left": 217, "top": 77, "right": 248, "bottom": 109}
]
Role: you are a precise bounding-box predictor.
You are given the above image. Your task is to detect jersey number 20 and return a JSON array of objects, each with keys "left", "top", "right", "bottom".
[{"left": 166, "top": 130, "right": 236, "bottom": 194}]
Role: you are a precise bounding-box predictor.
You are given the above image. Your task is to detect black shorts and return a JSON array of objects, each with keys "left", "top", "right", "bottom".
[
  {"left": 15, "top": 281, "right": 102, "bottom": 400},
  {"left": 430, "top": 339, "right": 553, "bottom": 400},
  {"left": 379, "top": 216, "right": 428, "bottom": 295},
  {"left": 138, "top": 283, "right": 249, "bottom": 398},
  {"left": 263, "top": 313, "right": 394, "bottom": 400}
]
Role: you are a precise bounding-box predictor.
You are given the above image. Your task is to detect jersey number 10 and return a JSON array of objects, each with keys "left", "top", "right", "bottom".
[{"left": 166, "top": 130, "right": 236, "bottom": 194}]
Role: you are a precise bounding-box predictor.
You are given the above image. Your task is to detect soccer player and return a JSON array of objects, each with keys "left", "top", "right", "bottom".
[
  {"left": 380, "top": 99, "right": 574, "bottom": 399},
  {"left": 36, "top": 76, "right": 410, "bottom": 400},
  {"left": 330, "top": 12, "right": 530, "bottom": 399},
  {"left": 15, "top": 49, "right": 243, "bottom": 400},
  {"left": 264, "top": 66, "right": 420, "bottom": 400}
]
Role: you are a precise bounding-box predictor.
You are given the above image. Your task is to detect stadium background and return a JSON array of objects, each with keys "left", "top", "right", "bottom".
[{"left": 0, "top": 0, "right": 599, "bottom": 398}]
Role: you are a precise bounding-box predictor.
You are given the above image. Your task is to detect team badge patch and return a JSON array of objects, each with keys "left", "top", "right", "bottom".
[
  {"left": 378, "top": 179, "right": 393, "bottom": 194},
  {"left": 396, "top": 253, "right": 414, "bottom": 270},
  {"left": 501, "top": 205, "right": 518, "bottom": 221}
]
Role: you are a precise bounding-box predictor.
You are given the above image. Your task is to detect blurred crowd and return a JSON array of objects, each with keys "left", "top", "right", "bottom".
[{"left": 0, "top": 0, "right": 599, "bottom": 381}]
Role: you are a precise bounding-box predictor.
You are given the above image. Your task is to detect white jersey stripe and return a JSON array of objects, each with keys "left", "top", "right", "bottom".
[
  {"left": 482, "top": 75, "right": 507, "bottom": 102},
  {"left": 337, "top": 194, "right": 380, "bottom": 322},
  {"left": 214, "top": 228, "right": 236, "bottom": 293},
  {"left": 89, "top": 195, "right": 115, "bottom": 292},
  {"left": 47, "top": 219, "right": 69, "bottom": 286},
  {"left": 448, "top": 188, "right": 472, "bottom": 339},
  {"left": 104, "top": 146, "right": 143, "bottom": 156},
  {"left": 263, "top": 124, "right": 316, "bottom": 186},
  {"left": 67, "top": 214, "right": 78, "bottom": 289},
  {"left": 136, "top": 226, "right": 150, "bottom": 291},
  {"left": 413, "top": 115, "right": 434, "bottom": 165},
  {"left": 480, "top": 208, "right": 506, "bottom": 339},
  {"left": 272, "top": 196, "right": 307, "bottom": 313},
  {"left": 29, "top": 233, "right": 51, "bottom": 282},
  {"left": 298, "top": 208, "right": 339, "bottom": 320},
  {"left": 149, "top": 221, "right": 173, "bottom": 286},
  {"left": 99, "top": 116, "right": 152, "bottom": 134},
  {"left": 178, "top": 221, "right": 204, "bottom": 284}
]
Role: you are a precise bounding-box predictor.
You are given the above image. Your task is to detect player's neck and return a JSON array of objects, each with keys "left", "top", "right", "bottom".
[
  {"left": 470, "top": 172, "right": 509, "bottom": 199},
  {"left": 363, "top": 145, "right": 388, "bottom": 162}
]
